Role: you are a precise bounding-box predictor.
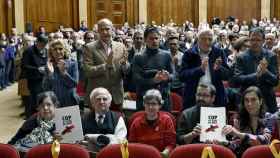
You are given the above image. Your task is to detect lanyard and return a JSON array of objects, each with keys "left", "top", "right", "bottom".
[
  {"left": 120, "top": 140, "right": 129, "bottom": 158},
  {"left": 201, "top": 146, "right": 216, "bottom": 158},
  {"left": 51, "top": 139, "right": 60, "bottom": 158},
  {"left": 270, "top": 139, "right": 280, "bottom": 158}
]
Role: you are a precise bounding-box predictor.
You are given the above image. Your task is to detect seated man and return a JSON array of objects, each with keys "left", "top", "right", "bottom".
[
  {"left": 177, "top": 83, "right": 217, "bottom": 144},
  {"left": 82, "top": 87, "right": 127, "bottom": 149}
]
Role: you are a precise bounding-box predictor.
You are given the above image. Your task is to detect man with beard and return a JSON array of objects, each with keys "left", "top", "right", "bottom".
[{"left": 176, "top": 83, "right": 216, "bottom": 144}]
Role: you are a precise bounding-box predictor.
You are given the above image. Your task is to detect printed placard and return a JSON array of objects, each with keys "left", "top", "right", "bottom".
[
  {"left": 200, "top": 107, "right": 227, "bottom": 142},
  {"left": 54, "top": 106, "right": 83, "bottom": 143}
]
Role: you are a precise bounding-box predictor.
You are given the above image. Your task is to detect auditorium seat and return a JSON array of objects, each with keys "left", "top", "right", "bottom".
[
  {"left": 25, "top": 143, "right": 90, "bottom": 158},
  {"left": 169, "top": 144, "right": 236, "bottom": 158},
  {"left": 0, "top": 143, "right": 20, "bottom": 158},
  {"left": 97, "top": 143, "right": 162, "bottom": 158}
]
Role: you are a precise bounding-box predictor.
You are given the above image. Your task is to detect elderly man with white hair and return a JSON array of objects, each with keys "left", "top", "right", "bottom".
[
  {"left": 82, "top": 87, "right": 127, "bottom": 148},
  {"left": 179, "top": 29, "right": 230, "bottom": 110}
]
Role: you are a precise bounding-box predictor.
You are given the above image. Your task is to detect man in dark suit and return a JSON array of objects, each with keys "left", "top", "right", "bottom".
[
  {"left": 22, "top": 35, "right": 48, "bottom": 117},
  {"left": 234, "top": 27, "right": 279, "bottom": 113},
  {"left": 132, "top": 26, "right": 174, "bottom": 111},
  {"left": 180, "top": 29, "right": 230, "bottom": 110}
]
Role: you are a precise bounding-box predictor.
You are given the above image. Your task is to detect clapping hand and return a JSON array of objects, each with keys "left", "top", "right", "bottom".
[
  {"left": 153, "top": 70, "right": 170, "bottom": 83},
  {"left": 201, "top": 57, "right": 209, "bottom": 72},
  {"left": 257, "top": 58, "right": 268, "bottom": 77},
  {"left": 57, "top": 59, "right": 67, "bottom": 75},
  {"left": 213, "top": 57, "right": 222, "bottom": 70},
  {"left": 47, "top": 60, "right": 54, "bottom": 74}
]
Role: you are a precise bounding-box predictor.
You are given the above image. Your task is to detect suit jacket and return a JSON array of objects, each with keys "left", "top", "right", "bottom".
[
  {"left": 83, "top": 40, "right": 128, "bottom": 105},
  {"left": 180, "top": 44, "right": 230, "bottom": 109},
  {"left": 233, "top": 48, "right": 279, "bottom": 113}
]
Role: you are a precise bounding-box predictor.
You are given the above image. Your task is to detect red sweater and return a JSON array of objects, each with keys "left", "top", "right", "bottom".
[{"left": 128, "top": 112, "right": 176, "bottom": 152}]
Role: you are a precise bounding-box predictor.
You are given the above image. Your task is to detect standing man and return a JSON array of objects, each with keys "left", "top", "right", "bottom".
[
  {"left": 22, "top": 35, "right": 48, "bottom": 117},
  {"left": 83, "top": 18, "right": 129, "bottom": 110},
  {"left": 234, "top": 27, "right": 279, "bottom": 113},
  {"left": 132, "top": 26, "right": 173, "bottom": 111},
  {"left": 180, "top": 29, "right": 230, "bottom": 109}
]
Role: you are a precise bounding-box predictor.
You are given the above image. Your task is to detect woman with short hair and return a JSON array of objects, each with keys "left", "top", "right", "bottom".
[
  {"left": 128, "top": 89, "right": 176, "bottom": 157},
  {"left": 8, "top": 91, "right": 59, "bottom": 149}
]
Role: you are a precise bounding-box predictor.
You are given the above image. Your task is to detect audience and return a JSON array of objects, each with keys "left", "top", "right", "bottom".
[{"left": 3, "top": 17, "right": 280, "bottom": 157}]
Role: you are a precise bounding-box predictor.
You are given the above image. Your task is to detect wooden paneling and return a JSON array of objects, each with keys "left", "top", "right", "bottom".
[
  {"left": 24, "top": 0, "right": 79, "bottom": 33},
  {"left": 271, "top": 0, "right": 280, "bottom": 20},
  {"left": 207, "top": 0, "right": 261, "bottom": 23},
  {"left": 0, "top": 0, "right": 14, "bottom": 34},
  {"left": 88, "top": 0, "right": 135, "bottom": 28},
  {"left": 147, "top": 0, "right": 198, "bottom": 26}
]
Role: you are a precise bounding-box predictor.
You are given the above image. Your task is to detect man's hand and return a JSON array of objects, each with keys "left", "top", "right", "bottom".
[
  {"left": 191, "top": 124, "right": 202, "bottom": 138},
  {"left": 119, "top": 53, "right": 128, "bottom": 65},
  {"left": 38, "top": 66, "right": 46, "bottom": 74},
  {"left": 172, "top": 56, "right": 179, "bottom": 65},
  {"left": 159, "top": 70, "right": 170, "bottom": 81},
  {"left": 213, "top": 57, "right": 222, "bottom": 70},
  {"left": 201, "top": 57, "right": 208, "bottom": 72},
  {"left": 257, "top": 58, "right": 268, "bottom": 77}
]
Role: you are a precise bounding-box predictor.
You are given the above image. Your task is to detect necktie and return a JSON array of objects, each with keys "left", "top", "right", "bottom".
[{"left": 97, "top": 115, "right": 103, "bottom": 127}]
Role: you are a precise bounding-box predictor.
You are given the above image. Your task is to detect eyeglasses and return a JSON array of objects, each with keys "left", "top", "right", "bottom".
[
  {"left": 144, "top": 102, "right": 159, "bottom": 106},
  {"left": 196, "top": 93, "right": 211, "bottom": 98}
]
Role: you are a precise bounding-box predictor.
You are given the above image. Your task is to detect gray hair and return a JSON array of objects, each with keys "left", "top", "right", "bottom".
[
  {"left": 143, "top": 89, "right": 163, "bottom": 105},
  {"left": 197, "top": 29, "right": 214, "bottom": 39},
  {"left": 89, "top": 87, "right": 112, "bottom": 103},
  {"left": 97, "top": 18, "right": 113, "bottom": 28}
]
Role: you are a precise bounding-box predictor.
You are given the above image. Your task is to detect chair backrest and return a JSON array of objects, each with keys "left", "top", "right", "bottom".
[
  {"left": 0, "top": 143, "right": 20, "bottom": 158},
  {"left": 170, "top": 144, "right": 236, "bottom": 158},
  {"left": 96, "top": 143, "right": 162, "bottom": 158},
  {"left": 242, "top": 144, "right": 280, "bottom": 158},
  {"left": 170, "top": 92, "right": 183, "bottom": 112},
  {"left": 25, "top": 144, "right": 90, "bottom": 158}
]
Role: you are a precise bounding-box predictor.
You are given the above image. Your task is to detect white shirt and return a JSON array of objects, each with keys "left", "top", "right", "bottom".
[
  {"left": 86, "top": 115, "right": 127, "bottom": 144},
  {"left": 198, "top": 50, "right": 212, "bottom": 85}
]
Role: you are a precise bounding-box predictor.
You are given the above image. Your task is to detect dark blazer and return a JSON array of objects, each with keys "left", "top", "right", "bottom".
[
  {"left": 233, "top": 48, "right": 279, "bottom": 113},
  {"left": 180, "top": 44, "right": 230, "bottom": 109},
  {"left": 22, "top": 45, "right": 47, "bottom": 93}
]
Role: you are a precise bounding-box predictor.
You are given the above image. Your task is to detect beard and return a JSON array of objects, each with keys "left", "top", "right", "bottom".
[{"left": 196, "top": 100, "right": 208, "bottom": 107}]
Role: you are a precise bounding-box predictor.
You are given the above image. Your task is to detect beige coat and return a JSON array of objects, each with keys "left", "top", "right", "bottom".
[{"left": 83, "top": 40, "right": 128, "bottom": 105}]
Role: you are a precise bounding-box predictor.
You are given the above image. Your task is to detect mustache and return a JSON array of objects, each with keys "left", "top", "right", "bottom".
[{"left": 196, "top": 100, "right": 207, "bottom": 106}]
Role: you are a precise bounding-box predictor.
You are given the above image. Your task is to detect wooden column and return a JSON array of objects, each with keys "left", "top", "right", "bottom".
[
  {"left": 199, "top": 0, "right": 207, "bottom": 24},
  {"left": 79, "top": 0, "right": 88, "bottom": 25},
  {"left": 14, "top": 0, "right": 24, "bottom": 34},
  {"left": 261, "top": 0, "right": 271, "bottom": 19},
  {"left": 139, "top": 0, "right": 147, "bottom": 23}
]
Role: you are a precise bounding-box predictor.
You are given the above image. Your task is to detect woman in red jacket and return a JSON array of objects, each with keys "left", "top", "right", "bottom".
[{"left": 128, "top": 89, "right": 176, "bottom": 158}]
